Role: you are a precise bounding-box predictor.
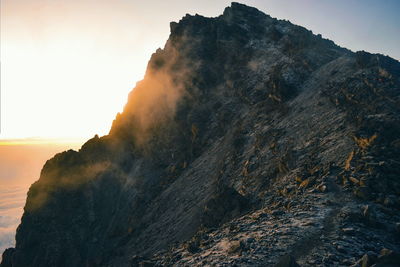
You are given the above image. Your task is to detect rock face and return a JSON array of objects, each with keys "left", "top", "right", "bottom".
[{"left": 2, "top": 3, "right": 400, "bottom": 267}]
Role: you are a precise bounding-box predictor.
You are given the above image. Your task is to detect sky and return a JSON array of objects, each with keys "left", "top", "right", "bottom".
[
  {"left": 1, "top": 0, "right": 399, "bottom": 140},
  {"left": 0, "top": 142, "right": 81, "bottom": 256}
]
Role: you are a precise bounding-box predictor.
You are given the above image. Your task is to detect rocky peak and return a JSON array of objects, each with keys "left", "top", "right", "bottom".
[
  {"left": 222, "top": 2, "right": 272, "bottom": 24},
  {"left": 2, "top": 3, "right": 400, "bottom": 267}
]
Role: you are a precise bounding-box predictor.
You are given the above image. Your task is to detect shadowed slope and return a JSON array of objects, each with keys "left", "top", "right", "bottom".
[{"left": 2, "top": 3, "right": 400, "bottom": 267}]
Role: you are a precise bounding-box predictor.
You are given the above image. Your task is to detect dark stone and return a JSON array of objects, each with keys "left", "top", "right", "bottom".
[
  {"left": 1, "top": 248, "right": 15, "bottom": 267},
  {"left": 274, "top": 255, "right": 301, "bottom": 267},
  {"left": 354, "top": 186, "right": 372, "bottom": 200},
  {"left": 3, "top": 2, "right": 400, "bottom": 267},
  {"left": 384, "top": 195, "right": 399, "bottom": 208},
  {"left": 360, "top": 252, "right": 377, "bottom": 267},
  {"left": 186, "top": 241, "right": 201, "bottom": 254},
  {"left": 201, "top": 186, "right": 251, "bottom": 228},
  {"left": 375, "top": 249, "right": 400, "bottom": 266}
]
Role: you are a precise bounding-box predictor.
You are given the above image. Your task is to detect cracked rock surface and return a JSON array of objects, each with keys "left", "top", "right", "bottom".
[{"left": 2, "top": 3, "right": 399, "bottom": 267}]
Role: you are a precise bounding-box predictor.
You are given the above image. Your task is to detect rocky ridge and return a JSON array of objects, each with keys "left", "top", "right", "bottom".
[{"left": 2, "top": 2, "right": 400, "bottom": 267}]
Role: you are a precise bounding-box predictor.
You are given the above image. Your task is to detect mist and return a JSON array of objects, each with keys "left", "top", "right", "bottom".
[{"left": 0, "top": 143, "right": 81, "bottom": 257}]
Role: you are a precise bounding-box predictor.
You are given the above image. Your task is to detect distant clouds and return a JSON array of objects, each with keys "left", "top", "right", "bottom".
[
  {"left": 0, "top": 186, "right": 26, "bottom": 257},
  {"left": 0, "top": 143, "right": 82, "bottom": 255}
]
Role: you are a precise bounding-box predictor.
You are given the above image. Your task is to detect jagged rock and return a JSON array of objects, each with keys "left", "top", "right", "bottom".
[
  {"left": 362, "top": 205, "right": 379, "bottom": 227},
  {"left": 1, "top": 248, "right": 15, "bottom": 267},
  {"left": 363, "top": 205, "right": 371, "bottom": 217},
  {"left": 354, "top": 186, "right": 372, "bottom": 200},
  {"left": 272, "top": 210, "right": 286, "bottom": 218},
  {"left": 227, "top": 240, "right": 248, "bottom": 255},
  {"left": 342, "top": 227, "right": 356, "bottom": 235},
  {"left": 186, "top": 242, "right": 200, "bottom": 254},
  {"left": 2, "top": 2, "right": 400, "bottom": 267},
  {"left": 317, "top": 183, "right": 328, "bottom": 193},
  {"left": 374, "top": 249, "right": 400, "bottom": 266},
  {"left": 384, "top": 195, "right": 399, "bottom": 208},
  {"left": 131, "top": 256, "right": 155, "bottom": 267},
  {"left": 136, "top": 261, "right": 154, "bottom": 267},
  {"left": 274, "top": 255, "right": 301, "bottom": 267},
  {"left": 201, "top": 186, "right": 251, "bottom": 228},
  {"left": 362, "top": 252, "right": 377, "bottom": 267}
]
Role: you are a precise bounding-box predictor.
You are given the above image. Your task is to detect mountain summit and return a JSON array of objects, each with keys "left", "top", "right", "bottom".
[{"left": 2, "top": 3, "right": 400, "bottom": 266}]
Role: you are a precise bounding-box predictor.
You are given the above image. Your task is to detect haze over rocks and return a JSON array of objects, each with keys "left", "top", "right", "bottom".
[{"left": 2, "top": 2, "right": 400, "bottom": 267}]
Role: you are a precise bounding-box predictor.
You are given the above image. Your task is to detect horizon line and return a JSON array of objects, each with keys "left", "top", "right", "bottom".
[{"left": 0, "top": 137, "right": 89, "bottom": 146}]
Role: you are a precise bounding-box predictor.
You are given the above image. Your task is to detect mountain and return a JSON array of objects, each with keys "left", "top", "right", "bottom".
[{"left": 2, "top": 2, "right": 400, "bottom": 266}]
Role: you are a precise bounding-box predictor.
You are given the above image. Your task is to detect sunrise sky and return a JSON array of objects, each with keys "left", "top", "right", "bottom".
[{"left": 1, "top": 0, "right": 399, "bottom": 141}]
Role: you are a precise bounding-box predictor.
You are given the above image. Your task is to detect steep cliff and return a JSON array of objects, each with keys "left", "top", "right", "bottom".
[{"left": 2, "top": 3, "right": 400, "bottom": 267}]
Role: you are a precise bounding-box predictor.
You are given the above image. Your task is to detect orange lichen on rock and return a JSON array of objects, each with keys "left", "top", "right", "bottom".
[
  {"left": 345, "top": 151, "right": 355, "bottom": 171},
  {"left": 354, "top": 134, "right": 377, "bottom": 150}
]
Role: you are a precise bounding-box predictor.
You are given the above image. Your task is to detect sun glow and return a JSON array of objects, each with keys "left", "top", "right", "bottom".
[
  {"left": 1, "top": 0, "right": 399, "bottom": 141},
  {"left": 0, "top": 138, "right": 85, "bottom": 146},
  {"left": 0, "top": 0, "right": 166, "bottom": 140}
]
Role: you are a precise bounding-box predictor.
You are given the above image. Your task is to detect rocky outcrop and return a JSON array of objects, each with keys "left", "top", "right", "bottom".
[{"left": 2, "top": 2, "right": 400, "bottom": 267}]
